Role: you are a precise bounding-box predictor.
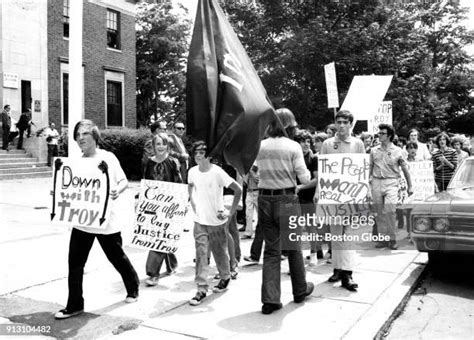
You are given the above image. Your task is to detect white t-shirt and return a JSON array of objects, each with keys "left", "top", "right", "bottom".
[
  {"left": 74, "top": 149, "right": 130, "bottom": 235},
  {"left": 188, "top": 164, "right": 234, "bottom": 226}
]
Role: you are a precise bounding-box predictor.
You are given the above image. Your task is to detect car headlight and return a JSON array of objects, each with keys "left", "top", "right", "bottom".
[
  {"left": 433, "top": 218, "right": 449, "bottom": 232},
  {"left": 414, "top": 217, "right": 431, "bottom": 232}
]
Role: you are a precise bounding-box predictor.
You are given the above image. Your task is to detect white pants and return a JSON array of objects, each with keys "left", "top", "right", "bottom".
[{"left": 244, "top": 190, "right": 259, "bottom": 237}]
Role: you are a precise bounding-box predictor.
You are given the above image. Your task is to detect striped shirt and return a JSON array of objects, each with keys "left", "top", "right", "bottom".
[
  {"left": 256, "top": 137, "right": 310, "bottom": 189},
  {"left": 431, "top": 148, "right": 458, "bottom": 182}
]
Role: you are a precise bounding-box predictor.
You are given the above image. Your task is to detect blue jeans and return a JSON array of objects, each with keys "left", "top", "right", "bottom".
[
  {"left": 259, "top": 194, "right": 307, "bottom": 304},
  {"left": 194, "top": 222, "right": 230, "bottom": 293}
]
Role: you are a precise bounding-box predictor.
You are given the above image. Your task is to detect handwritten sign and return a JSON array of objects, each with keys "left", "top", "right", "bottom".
[
  {"left": 324, "top": 62, "right": 339, "bottom": 108},
  {"left": 368, "top": 101, "right": 392, "bottom": 134},
  {"left": 316, "top": 154, "right": 371, "bottom": 221},
  {"left": 130, "top": 180, "right": 191, "bottom": 254},
  {"left": 50, "top": 157, "right": 110, "bottom": 228},
  {"left": 405, "top": 161, "right": 435, "bottom": 203}
]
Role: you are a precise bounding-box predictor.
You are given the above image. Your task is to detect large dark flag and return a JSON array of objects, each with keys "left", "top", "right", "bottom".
[{"left": 186, "top": 0, "right": 275, "bottom": 174}]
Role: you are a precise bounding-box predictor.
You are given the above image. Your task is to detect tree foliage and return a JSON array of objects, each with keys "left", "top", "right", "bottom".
[
  {"left": 136, "top": 2, "right": 191, "bottom": 127},
  {"left": 221, "top": 0, "right": 474, "bottom": 137}
]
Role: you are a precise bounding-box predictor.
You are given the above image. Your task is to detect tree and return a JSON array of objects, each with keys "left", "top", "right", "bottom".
[
  {"left": 136, "top": 2, "right": 192, "bottom": 127},
  {"left": 221, "top": 0, "right": 474, "bottom": 136}
]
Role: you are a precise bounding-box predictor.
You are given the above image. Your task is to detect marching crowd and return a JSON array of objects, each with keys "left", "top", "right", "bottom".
[{"left": 52, "top": 111, "right": 472, "bottom": 319}]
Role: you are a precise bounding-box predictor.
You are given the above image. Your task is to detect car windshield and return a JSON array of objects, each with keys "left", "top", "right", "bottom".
[{"left": 448, "top": 159, "right": 474, "bottom": 189}]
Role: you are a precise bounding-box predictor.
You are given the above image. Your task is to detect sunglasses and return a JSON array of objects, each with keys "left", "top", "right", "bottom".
[{"left": 175, "top": 127, "right": 185, "bottom": 130}]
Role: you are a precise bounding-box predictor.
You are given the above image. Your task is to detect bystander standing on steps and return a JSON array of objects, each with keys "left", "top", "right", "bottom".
[
  {"left": 44, "top": 123, "right": 60, "bottom": 166},
  {"left": 16, "top": 109, "right": 32, "bottom": 150},
  {"left": 1, "top": 105, "right": 12, "bottom": 151}
]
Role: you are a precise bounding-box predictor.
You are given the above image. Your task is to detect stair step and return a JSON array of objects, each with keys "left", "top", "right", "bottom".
[
  {"left": 0, "top": 149, "right": 27, "bottom": 155},
  {"left": 0, "top": 166, "right": 51, "bottom": 174},
  {"left": 0, "top": 158, "right": 39, "bottom": 164},
  {"left": 0, "top": 153, "right": 30, "bottom": 159},
  {"left": 0, "top": 171, "right": 52, "bottom": 180},
  {"left": 0, "top": 162, "right": 47, "bottom": 169}
]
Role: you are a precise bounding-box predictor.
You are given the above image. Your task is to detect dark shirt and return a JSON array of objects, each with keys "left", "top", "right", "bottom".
[
  {"left": 298, "top": 150, "right": 318, "bottom": 202},
  {"left": 143, "top": 156, "right": 182, "bottom": 184}
]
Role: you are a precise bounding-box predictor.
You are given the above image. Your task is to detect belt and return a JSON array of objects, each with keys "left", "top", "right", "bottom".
[
  {"left": 247, "top": 188, "right": 259, "bottom": 192},
  {"left": 373, "top": 177, "right": 398, "bottom": 180},
  {"left": 259, "top": 187, "right": 295, "bottom": 196}
]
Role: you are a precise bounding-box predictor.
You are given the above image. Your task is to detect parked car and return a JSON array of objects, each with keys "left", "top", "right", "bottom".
[{"left": 411, "top": 156, "right": 474, "bottom": 263}]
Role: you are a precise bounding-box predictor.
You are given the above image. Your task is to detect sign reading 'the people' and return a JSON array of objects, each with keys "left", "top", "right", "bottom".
[
  {"left": 130, "top": 180, "right": 191, "bottom": 254},
  {"left": 50, "top": 157, "right": 111, "bottom": 228},
  {"left": 316, "top": 154, "right": 371, "bottom": 221}
]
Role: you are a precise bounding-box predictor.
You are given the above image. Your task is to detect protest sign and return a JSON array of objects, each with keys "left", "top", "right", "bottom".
[
  {"left": 316, "top": 154, "right": 371, "bottom": 223},
  {"left": 368, "top": 101, "right": 393, "bottom": 134},
  {"left": 50, "top": 157, "right": 111, "bottom": 228},
  {"left": 324, "top": 62, "right": 339, "bottom": 108},
  {"left": 340, "top": 75, "right": 392, "bottom": 121},
  {"left": 405, "top": 161, "right": 435, "bottom": 203},
  {"left": 130, "top": 180, "right": 191, "bottom": 254}
]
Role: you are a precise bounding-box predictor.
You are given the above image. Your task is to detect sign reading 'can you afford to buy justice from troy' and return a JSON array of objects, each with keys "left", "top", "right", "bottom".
[
  {"left": 50, "top": 157, "right": 111, "bottom": 228},
  {"left": 129, "top": 180, "right": 192, "bottom": 254}
]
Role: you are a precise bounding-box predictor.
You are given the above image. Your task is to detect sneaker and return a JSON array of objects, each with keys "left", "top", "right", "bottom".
[
  {"left": 231, "top": 271, "right": 238, "bottom": 280},
  {"left": 145, "top": 276, "right": 159, "bottom": 286},
  {"left": 307, "top": 253, "right": 318, "bottom": 267},
  {"left": 212, "top": 278, "right": 230, "bottom": 293},
  {"left": 125, "top": 292, "right": 139, "bottom": 303},
  {"left": 243, "top": 255, "right": 259, "bottom": 264},
  {"left": 54, "top": 308, "right": 84, "bottom": 320},
  {"left": 189, "top": 291, "right": 207, "bottom": 306}
]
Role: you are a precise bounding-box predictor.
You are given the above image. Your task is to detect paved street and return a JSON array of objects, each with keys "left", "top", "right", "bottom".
[
  {"left": 0, "top": 177, "right": 428, "bottom": 339},
  {"left": 386, "top": 254, "right": 474, "bottom": 340}
]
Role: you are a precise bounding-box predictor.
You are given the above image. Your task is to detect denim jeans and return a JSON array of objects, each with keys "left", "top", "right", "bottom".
[
  {"left": 194, "top": 222, "right": 230, "bottom": 293},
  {"left": 259, "top": 194, "right": 307, "bottom": 304},
  {"left": 146, "top": 251, "right": 178, "bottom": 277},
  {"left": 226, "top": 212, "right": 241, "bottom": 265},
  {"left": 66, "top": 228, "right": 139, "bottom": 310},
  {"left": 250, "top": 222, "right": 264, "bottom": 261}
]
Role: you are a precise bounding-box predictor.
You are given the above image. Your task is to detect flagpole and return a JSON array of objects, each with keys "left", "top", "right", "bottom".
[{"left": 68, "top": 0, "right": 83, "bottom": 158}]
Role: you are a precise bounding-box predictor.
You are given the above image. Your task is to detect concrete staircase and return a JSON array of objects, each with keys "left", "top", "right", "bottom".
[{"left": 0, "top": 149, "right": 51, "bottom": 180}]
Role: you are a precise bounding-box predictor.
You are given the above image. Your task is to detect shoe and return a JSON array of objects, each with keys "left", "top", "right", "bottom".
[
  {"left": 231, "top": 271, "right": 238, "bottom": 280},
  {"left": 307, "top": 253, "right": 318, "bottom": 267},
  {"left": 294, "top": 282, "right": 315, "bottom": 303},
  {"left": 145, "top": 276, "right": 159, "bottom": 286},
  {"left": 341, "top": 271, "right": 358, "bottom": 291},
  {"left": 214, "top": 273, "right": 220, "bottom": 280},
  {"left": 241, "top": 235, "right": 252, "bottom": 240},
  {"left": 166, "top": 269, "right": 177, "bottom": 275},
  {"left": 281, "top": 255, "right": 288, "bottom": 261},
  {"left": 375, "top": 241, "right": 388, "bottom": 248},
  {"left": 243, "top": 255, "right": 259, "bottom": 264},
  {"left": 189, "top": 291, "right": 207, "bottom": 306},
  {"left": 389, "top": 241, "right": 398, "bottom": 250},
  {"left": 212, "top": 278, "right": 230, "bottom": 293},
  {"left": 238, "top": 226, "right": 246, "bottom": 232},
  {"left": 54, "top": 308, "right": 84, "bottom": 319},
  {"left": 125, "top": 292, "right": 139, "bottom": 303},
  {"left": 328, "top": 269, "right": 342, "bottom": 282},
  {"left": 183, "top": 228, "right": 190, "bottom": 232},
  {"left": 261, "top": 303, "right": 283, "bottom": 315}
]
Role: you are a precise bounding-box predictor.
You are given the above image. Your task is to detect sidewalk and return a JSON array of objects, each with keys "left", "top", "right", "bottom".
[{"left": 0, "top": 177, "right": 427, "bottom": 339}]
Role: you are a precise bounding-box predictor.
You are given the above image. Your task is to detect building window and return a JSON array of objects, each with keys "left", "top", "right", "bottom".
[
  {"left": 106, "top": 80, "right": 123, "bottom": 126},
  {"left": 107, "top": 9, "right": 120, "bottom": 50},
  {"left": 62, "top": 73, "right": 69, "bottom": 125},
  {"left": 63, "top": 0, "right": 70, "bottom": 38}
]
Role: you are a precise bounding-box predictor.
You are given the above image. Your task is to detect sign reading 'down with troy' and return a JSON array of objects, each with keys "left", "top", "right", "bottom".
[
  {"left": 50, "top": 157, "right": 111, "bottom": 228},
  {"left": 316, "top": 154, "right": 371, "bottom": 220},
  {"left": 405, "top": 161, "right": 435, "bottom": 203},
  {"left": 130, "top": 180, "right": 191, "bottom": 254}
]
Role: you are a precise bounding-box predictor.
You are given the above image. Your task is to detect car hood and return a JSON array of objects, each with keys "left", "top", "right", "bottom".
[{"left": 411, "top": 187, "right": 474, "bottom": 215}]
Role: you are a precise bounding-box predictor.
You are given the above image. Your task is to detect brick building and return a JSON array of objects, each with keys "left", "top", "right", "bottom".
[{"left": 0, "top": 0, "right": 137, "bottom": 134}]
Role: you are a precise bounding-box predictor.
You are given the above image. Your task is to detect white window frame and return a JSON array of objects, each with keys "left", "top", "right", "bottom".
[{"left": 60, "top": 62, "right": 84, "bottom": 126}]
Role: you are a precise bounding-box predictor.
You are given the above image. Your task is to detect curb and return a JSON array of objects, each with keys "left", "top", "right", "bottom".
[{"left": 343, "top": 252, "right": 428, "bottom": 340}]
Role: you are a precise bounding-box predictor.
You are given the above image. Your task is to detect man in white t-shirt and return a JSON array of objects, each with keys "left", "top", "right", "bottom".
[
  {"left": 54, "top": 119, "right": 139, "bottom": 320},
  {"left": 187, "top": 141, "right": 242, "bottom": 306}
]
